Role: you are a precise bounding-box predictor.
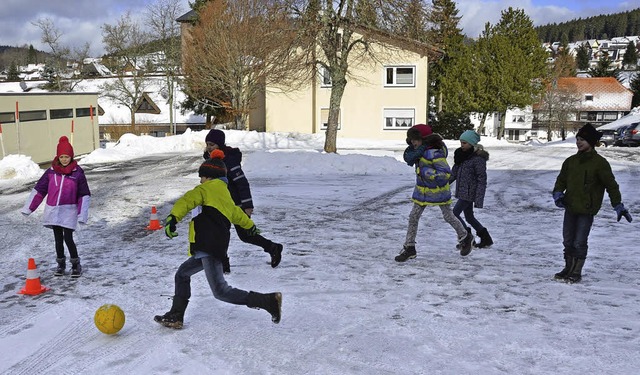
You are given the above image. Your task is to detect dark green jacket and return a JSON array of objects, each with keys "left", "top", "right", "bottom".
[{"left": 553, "top": 150, "right": 621, "bottom": 215}]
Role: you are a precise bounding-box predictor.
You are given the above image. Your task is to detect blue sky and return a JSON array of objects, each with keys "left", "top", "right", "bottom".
[{"left": 0, "top": 0, "right": 638, "bottom": 56}]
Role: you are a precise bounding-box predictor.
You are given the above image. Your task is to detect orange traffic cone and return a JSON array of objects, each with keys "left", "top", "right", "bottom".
[
  {"left": 19, "top": 258, "right": 49, "bottom": 296},
  {"left": 146, "top": 206, "right": 163, "bottom": 230}
]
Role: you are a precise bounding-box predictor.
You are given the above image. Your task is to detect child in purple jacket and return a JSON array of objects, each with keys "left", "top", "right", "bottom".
[{"left": 22, "top": 136, "right": 91, "bottom": 277}]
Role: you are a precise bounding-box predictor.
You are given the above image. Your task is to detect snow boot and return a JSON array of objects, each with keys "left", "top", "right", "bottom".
[
  {"left": 395, "top": 246, "right": 417, "bottom": 262},
  {"left": 54, "top": 257, "right": 66, "bottom": 276},
  {"left": 566, "top": 258, "right": 586, "bottom": 284},
  {"left": 266, "top": 242, "right": 283, "bottom": 268},
  {"left": 247, "top": 291, "right": 282, "bottom": 324},
  {"left": 222, "top": 256, "right": 231, "bottom": 274},
  {"left": 457, "top": 228, "right": 473, "bottom": 249},
  {"left": 554, "top": 254, "right": 573, "bottom": 280},
  {"left": 154, "top": 296, "right": 189, "bottom": 329},
  {"left": 476, "top": 228, "right": 493, "bottom": 248},
  {"left": 459, "top": 232, "right": 474, "bottom": 256},
  {"left": 70, "top": 257, "right": 82, "bottom": 278}
]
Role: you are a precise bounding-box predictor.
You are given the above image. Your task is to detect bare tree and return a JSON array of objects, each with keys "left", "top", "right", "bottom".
[
  {"left": 183, "top": 0, "right": 309, "bottom": 130},
  {"left": 32, "top": 18, "right": 89, "bottom": 91},
  {"left": 145, "top": 0, "right": 185, "bottom": 134},
  {"left": 101, "top": 12, "right": 153, "bottom": 129},
  {"left": 537, "top": 79, "right": 581, "bottom": 141},
  {"left": 290, "top": 0, "right": 433, "bottom": 153}
]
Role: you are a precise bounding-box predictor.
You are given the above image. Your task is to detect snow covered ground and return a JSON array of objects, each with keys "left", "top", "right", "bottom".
[{"left": 0, "top": 130, "right": 639, "bottom": 374}]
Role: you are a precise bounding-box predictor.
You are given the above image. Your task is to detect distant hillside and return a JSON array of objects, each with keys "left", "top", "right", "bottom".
[
  {"left": 535, "top": 8, "right": 640, "bottom": 43},
  {"left": 0, "top": 45, "right": 50, "bottom": 71}
]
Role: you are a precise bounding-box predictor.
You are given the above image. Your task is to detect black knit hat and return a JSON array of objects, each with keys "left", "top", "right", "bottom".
[
  {"left": 199, "top": 149, "right": 227, "bottom": 178},
  {"left": 205, "top": 129, "right": 225, "bottom": 146},
  {"left": 576, "top": 123, "right": 602, "bottom": 147}
]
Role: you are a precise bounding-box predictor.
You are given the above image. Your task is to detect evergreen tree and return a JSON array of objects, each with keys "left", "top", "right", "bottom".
[
  {"left": 474, "top": 7, "right": 548, "bottom": 139},
  {"left": 575, "top": 42, "right": 590, "bottom": 71},
  {"left": 426, "top": 0, "right": 472, "bottom": 125},
  {"left": 27, "top": 45, "right": 37, "bottom": 64},
  {"left": 7, "top": 62, "right": 20, "bottom": 81},
  {"left": 622, "top": 40, "right": 638, "bottom": 69},
  {"left": 588, "top": 51, "right": 618, "bottom": 77}
]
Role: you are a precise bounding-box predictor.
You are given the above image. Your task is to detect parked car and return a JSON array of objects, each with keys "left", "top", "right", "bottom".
[
  {"left": 599, "top": 129, "right": 616, "bottom": 147},
  {"left": 614, "top": 125, "right": 633, "bottom": 146},
  {"left": 622, "top": 122, "right": 640, "bottom": 147}
]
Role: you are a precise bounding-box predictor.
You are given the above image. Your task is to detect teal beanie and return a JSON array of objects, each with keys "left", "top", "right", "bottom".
[{"left": 460, "top": 130, "right": 480, "bottom": 146}]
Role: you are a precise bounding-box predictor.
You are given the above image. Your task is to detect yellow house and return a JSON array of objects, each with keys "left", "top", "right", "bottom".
[
  {"left": 177, "top": 10, "right": 434, "bottom": 142},
  {"left": 260, "top": 30, "right": 433, "bottom": 142}
]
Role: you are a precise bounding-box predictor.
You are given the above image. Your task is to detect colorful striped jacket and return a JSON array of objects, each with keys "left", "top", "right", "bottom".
[{"left": 411, "top": 140, "right": 452, "bottom": 206}]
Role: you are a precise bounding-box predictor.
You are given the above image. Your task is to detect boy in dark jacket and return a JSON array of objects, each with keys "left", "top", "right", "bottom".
[
  {"left": 204, "top": 129, "right": 283, "bottom": 273},
  {"left": 154, "top": 150, "right": 281, "bottom": 329},
  {"left": 552, "top": 123, "right": 632, "bottom": 283}
]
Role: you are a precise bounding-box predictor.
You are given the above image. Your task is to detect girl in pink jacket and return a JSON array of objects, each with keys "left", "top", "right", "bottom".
[{"left": 22, "top": 136, "right": 91, "bottom": 277}]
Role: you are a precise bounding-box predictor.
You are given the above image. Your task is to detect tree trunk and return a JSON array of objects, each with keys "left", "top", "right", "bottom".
[
  {"left": 324, "top": 80, "right": 346, "bottom": 153},
  {"left": 478, "top": 113, "right": 487, "bottom": 134},
  {"left": 498, "top": 113, "right": 505, "bottom": 140}
]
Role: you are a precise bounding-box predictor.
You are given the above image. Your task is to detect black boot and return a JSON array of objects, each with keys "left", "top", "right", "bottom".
[
  {"left": 566, "top": 258, "right": 586, "bottom": 283},
  {"left": 266, "top": 243, "right": 283, "bottom": 268},
  {"left": 54, "top": 257, "right": 66, "bottom": 276},
  {"left": 554, "top": 254, "right": 573, "bottom": 280},
  {"left": 70, "top": 257, "right": 82, "bottom": 278},
  {"left": 395, "top": 246, "right": 416, "bottom": 262},
  {"left": 476, "top": 228, "right": 493, "bottom": 248},
  {"left": 247, "top": 291, "right": 282, "bottom": 323},
  {"left": 154, "top": 296, "right": 189, "bottom": 329},
  {"left": 459, "top": 232, "right": 474, "bottom": 256},
  {"left": 457, "top": 228, "right": 473, "bottom": 249}
]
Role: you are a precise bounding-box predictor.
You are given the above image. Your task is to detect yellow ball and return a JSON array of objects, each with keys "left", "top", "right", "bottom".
[{"left": 94, "top": 304, "right": 126, "bottom": 335}]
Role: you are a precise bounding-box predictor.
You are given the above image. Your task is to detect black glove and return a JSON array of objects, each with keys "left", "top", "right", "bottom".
[
  {"left": 552, "top": 192, "right": 565, "bottom": 208},
  {"left": 614, "top": 204, "right": 632, "bottom": 223},
  {"left": 165, "top": 215, "right": 178, "bottom": 238}
]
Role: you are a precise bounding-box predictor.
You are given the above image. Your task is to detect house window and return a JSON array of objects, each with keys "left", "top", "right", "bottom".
[
  {"left": 0, "top": 112, "right": 15, "bottom": 123},
  {"left": 76, "top": 107, "right": 94, "bottom": 117},
  {"left": 50, "top": 108, "right": 73, "bottom": 119},
  {"left": 19, "top": 110, "right": 47, "bottom": 122},
  {"left": 320, "top": 108, "right": 340, "bottom": 130},
  {"left": 585, "top": 94, "right": 593, "bottom": 101},
  {"left": 385, "top": 66, "right": 415, "bottom": 87},
  {"left": 319, "top": 66, "right": 332, "bottom": 87},
  {"left": 507, "top": 129, "right": 521, "bottom": 141},
  {"left": 512, "top": 115, "right": 525, "bottom": 122},
  {"left": 604, "top": 113, "right": 617, "bottom": 121},
  {"left": 383, "top": 108, "right": 415, "bottom": 129}
]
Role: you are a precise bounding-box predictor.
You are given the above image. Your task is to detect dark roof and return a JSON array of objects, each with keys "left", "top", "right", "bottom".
[{"left": 176, "top": 10, "right": 196, "bottom": 23}]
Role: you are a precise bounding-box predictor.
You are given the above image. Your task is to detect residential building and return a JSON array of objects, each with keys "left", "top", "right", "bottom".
[{"left": 176, "top": 10, "right": 434, "bottom": 142}]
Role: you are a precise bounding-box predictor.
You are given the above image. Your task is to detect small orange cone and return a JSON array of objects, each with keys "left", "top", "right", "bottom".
[
  {"left": 19, "top": 258, "right": 49, "bottom": 296},
  {"left": 146, "top": 206, "right": 163, "bottom": 230}
]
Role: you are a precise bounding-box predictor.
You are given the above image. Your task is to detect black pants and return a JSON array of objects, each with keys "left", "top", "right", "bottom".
[
  {"left": 234, "top": 225, "right": 272, "bottom": 252},
  {"left": 52, "top": 225, "right": 78, "bottom": 259}
]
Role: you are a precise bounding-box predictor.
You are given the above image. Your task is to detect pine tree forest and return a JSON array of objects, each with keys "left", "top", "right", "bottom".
[{"left": 536, "top": 8, "right": 640, "bottom": 42}]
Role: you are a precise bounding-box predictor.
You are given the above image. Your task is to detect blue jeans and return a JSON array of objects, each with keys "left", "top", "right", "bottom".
[
  {"left": 562, "top": 210, "right": 594, "bottom": 259},
  {"left": 452, "top": 199, "right": 484, "bottom": 232},
  {"left": 174, "top": 254, "right": 249, "bottom": 305}
]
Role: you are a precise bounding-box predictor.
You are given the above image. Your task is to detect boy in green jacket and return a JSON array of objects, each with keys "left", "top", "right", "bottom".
[
  {"left": 154, "top": 150, "right": 281, "bottom": 328},
  {"left": 552, "top": 123, "right": 632, "bottom": 283}
]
